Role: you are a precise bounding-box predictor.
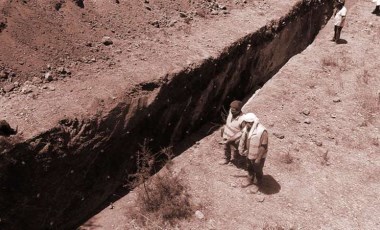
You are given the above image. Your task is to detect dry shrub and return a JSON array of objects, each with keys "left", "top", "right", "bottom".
[
  {"left": 338, "top": 55, "right": 355, "bottom": 71},
  {"left": 280, "top": 150, "right": 294, "bottom": 164},
  {"left": 372, "top": 137, "right": 379, "bottom": 147},
  {"left": 360, "top": 94, "right": 379, "bottom": 125},
  {"left": 321, "top": 57, "right": 338, "bottom": 68},
  {"left": 320, "top": 150, "right": 330, "bottom": 166},
  {"left": 135, "top": 174, "right": 193, "bottom": 226},
  {"left": 129, "top": 142, "right": 194, "bottom": 228},
  {"left": 357, "top": 70, "right": 371, "bottom": 85},
  {"left": 263, "top": 223, "right": 287, "bottom": 230}
]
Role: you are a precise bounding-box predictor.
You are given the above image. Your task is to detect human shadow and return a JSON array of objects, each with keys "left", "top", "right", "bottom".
[
  {"left": 259, "top": 174, "right": 281, "bottom": 195},
  {"left": 336, "top": 38, "right": 348, "bottom": 45}
]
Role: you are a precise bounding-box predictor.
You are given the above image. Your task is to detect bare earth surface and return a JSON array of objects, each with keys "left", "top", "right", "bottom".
[
  {"left": 1, "top": 0, "right": 379, "bottom": 229},
  {"left": 0, "top": 0, "right": 295, "bottom": 140},
  {"left": 83, "top": 1, "right": 380, "bottom": 229}
]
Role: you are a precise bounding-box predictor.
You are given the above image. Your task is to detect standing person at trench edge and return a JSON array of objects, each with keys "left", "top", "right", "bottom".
[
  {"left": 219, "top": 100, "right": 245, "bottom": 165},
  {"left": 238, "top": 113, "right": 268, "bottom": 189},
  {"left": 332, "top": 0, "right": 347, "bottom": 43}
]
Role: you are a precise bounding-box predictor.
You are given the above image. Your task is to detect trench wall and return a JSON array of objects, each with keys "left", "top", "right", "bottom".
[{"left": 0, "top": 1, "right": 333, "bottom": 229}]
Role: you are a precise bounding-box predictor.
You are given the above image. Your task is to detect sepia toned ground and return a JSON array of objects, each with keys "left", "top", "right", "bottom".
[
  {"left": 82, "top": 1, "right": 380, "bottom": 229},
  {"left": 0, "top": 0, "right": 379, "bottom": 229},
  {"left": 0, "top": 0, "right": 298, "bottom": 139}
]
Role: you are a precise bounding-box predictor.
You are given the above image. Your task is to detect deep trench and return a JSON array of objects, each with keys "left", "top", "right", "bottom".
[{"left": 0, "top": 1, "right": 333, "bottom": 229}]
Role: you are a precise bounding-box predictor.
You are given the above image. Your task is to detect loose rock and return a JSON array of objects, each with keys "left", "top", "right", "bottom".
[
  {"left": 273, "top": 132, "right": 285, "bottom": 139},
  {"left": 179, "top": 12, "right": 188, "bottom": 18},
  {"left": 333, "top": 97, "right": 341, "bottom": 103},
  {"left": 44, "top": 72, "right": 53, "bottom": 81},
  {"left": 101, "top": 36, "right": 113, "bottom": 46},
  {"left": 195, "top": 210, "right": 205, "bottom": 219},
  {"left": 304, "top": 118, "right": 311, "bottom": 124},
  {"left": 302, "top": 109, "right": 310, "bottom": 116}
]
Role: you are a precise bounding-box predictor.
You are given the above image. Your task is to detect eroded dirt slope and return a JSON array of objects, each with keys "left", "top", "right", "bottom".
[{"left": 0, "top": 0, "right": 261, "bottom": 89}]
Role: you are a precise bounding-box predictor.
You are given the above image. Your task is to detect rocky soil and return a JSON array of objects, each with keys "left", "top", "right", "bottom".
[
  {"left": 83, "top": 1, "right": 380, "bottom": 229},
  {"left": 0, "top": 0, "right": 379, "bottom": 229}
]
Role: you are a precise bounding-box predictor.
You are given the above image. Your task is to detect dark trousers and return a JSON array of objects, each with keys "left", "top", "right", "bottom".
[
  {"left": 223, "top": 140, "right": 239, "bottom": 160},
  {"left": 373, "top": 6, "right": 380, "bottom": 14},
  {"left": 247, "top": 158, "right": 266, "bottom": 184},
  {"left": 334, "top": 26, "right": 343, "bottom": 42}
]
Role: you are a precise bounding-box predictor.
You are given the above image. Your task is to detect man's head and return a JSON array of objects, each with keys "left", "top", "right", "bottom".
[
  {"left": 335, "top": 0, "right": 345, "bottom": 8},
  {"left": 242, "top": 113, "right": 258, "bottom": 130},
  {"left": 229, "top": 100, "right": 243, "bottom": 117}
]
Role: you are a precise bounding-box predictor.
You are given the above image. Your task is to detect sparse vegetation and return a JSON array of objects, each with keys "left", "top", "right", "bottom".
[
  {"left": 281, "top": 149, "right": 294, "bottom": 164},
  {"left": 320, "top": 150, "right": 330, "bottom": 166},
  {"left": 129, "top": 142, "right": 194, "bottom": 228},
  {"left": 372, "top": 137, "right": 379, "bottom": 147},
  {"left": 321, "top": 57, "right": 338, "bottom": 68},
  {"left": 357, "top": 69, "right": 370, "bottom": 85}
]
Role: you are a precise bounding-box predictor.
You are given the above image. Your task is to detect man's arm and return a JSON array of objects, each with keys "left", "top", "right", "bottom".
[
  {"left": 238, "top": 130, "right": 247, "bottom": 156},
  {"left": 229, "top": 131, "right": 242, "bottom": 142},
  {"left": 254, "top": 131, "right": 268, "bottom": 164}
]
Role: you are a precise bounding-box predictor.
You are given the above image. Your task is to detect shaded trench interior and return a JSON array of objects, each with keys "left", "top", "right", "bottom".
[{"left": 0, "top": 1, "right": 333, "bottom": 229}]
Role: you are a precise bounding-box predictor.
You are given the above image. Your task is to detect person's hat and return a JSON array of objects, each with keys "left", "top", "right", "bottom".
[
  {"left": 242, "top": 113, "right": 258, "bottom": 123},
  {"left": 230, "top": 100, "right": 243, "bottom": 110}
]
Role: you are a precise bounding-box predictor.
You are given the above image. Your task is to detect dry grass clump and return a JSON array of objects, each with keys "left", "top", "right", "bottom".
[
  {"left": 321, "top": 57, "right": 338, "bottom": 68},
  {"left": 134, "top": 174, "right": 193, "bottom": 227},
  {"left": 320, "top": 150, "right": 330, "bottom": 166},
  {"left": 280, "top": 149, "right": 294, "bottom": 164},
  {"left": 372, "top": 137, "right": 379, "bottom": 147},
  {"left": 357, "top": 69, "right": 371, "bottom": 85},
  {"left": 129, "top": 142, "right": 194, "bottom": 228}
]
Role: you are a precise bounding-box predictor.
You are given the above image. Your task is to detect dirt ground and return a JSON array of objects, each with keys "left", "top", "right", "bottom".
[
  {"left": 1, "top": 0, "right": 379, "bottom": 229},
  {"left": 1, "top": 0, "right": 296, "bottom": 140},
  {"left": 82, "top": 1, "right": 380, "bottom": 229},
  {"left": 0, "top": 0, "right": 264, "bottom": 89}
]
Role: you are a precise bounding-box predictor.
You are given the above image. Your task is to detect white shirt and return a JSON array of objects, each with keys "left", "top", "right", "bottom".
[{"left": 334, "top": 6, "right": 347, "bottom": 27}]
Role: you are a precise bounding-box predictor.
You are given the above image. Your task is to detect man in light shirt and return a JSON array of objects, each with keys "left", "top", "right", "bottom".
[
  {"left": 219, "top": 100, "right": 245, "bottom": 165},
  {"left": 238, "top": 113, "right": 269, "bottom": 188},
  {"left": 332, "top": 0, "right": 347, "bottom": 43}
]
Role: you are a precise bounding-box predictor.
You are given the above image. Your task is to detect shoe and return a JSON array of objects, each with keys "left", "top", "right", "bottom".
[
  {"left": 248, "top": 185, "right": 260, "bottom": 194},
  {"left": 241, "top": 178, "right": 254, "bottom": 188},
  {"left": 218, "top": 159, "right": 230, "bottom": 165}
]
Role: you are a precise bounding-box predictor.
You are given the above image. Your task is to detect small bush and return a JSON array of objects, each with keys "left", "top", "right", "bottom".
[
  {"left": 321, "top": 57, "right": 338, "bottom": 68},
  {"left": 129, "top": 142, "right": 194, "bottom": 228},
  {"left": 136, "top": 175, "right": 193, "bottom": 224},
  {"left": 281, "top": 150, "right": 294, "bottom": 164}
]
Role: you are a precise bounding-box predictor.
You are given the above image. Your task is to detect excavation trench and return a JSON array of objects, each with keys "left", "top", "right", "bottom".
[{"left": 0, "top": 1, "right": 333, "bottom": 229}]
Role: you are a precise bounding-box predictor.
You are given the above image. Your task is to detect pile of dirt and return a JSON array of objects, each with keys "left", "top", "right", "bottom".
[{"left": 0, "top": 0, "right": 257, "bottom": 93}]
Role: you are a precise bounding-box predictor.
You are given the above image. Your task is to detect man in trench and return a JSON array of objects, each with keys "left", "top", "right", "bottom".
[
  {"left": 219, "top": 100, "right": 245, "bottom": 165},
  {"left": 238, "top": 113, "right": 268, "bottom": 189}
]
